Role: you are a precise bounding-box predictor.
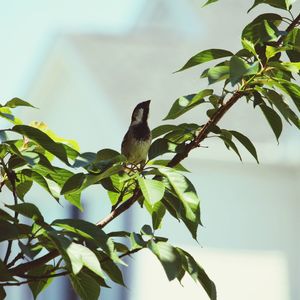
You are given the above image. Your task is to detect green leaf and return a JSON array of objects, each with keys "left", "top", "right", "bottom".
[
  {"left": 248, "top": 0, "right": 295, "bottom": 12},
  {"left": 21, "top": 169, "right": 60, "bottom": 200},
  {"left": 163, "top": 123, "right": 199, "bottom": 144},
  {"left": 241, "top": 39, "right": 257, "bottom": 56},
  {"left": 85, "top": 165, "right": 124, "bottom": 187},
  {"left": 229, "top": 56, "right": 259, "bottom": 85},
  {"left": 148, "top": 138, "right": 185, "bottom": 160},
  {"left": 140, "top": 224, "right": 153, "bottom": 236},
  {"left": 0, "top": 107, "right": 23, "bottom": 125},
  {"left": 65, "top": 192, "right": 83, "bottom": 211},
  {"left": 164, "top": 89, "right": 213, "bottom": 120},
  {"left": 159, "top": 167, "right": 201, "bottom": 239},
  {"left": 52, "top": 219, "right": 117, "bottom": 261},
  {"left": 6, "top": 203, "right": 44, "bottom": 223},
  {"left": 148, "top": 160, "right": 190, "bottom": 172},
  {"left": 12, "top": 125, "right": 69, "bottom": 165},
  {"left": 70, "top": 271, "right": 100, "bottom": 300},
  {"left": 4, "top": 98, "right": 35, "bottom": 109},
  {"left": 130, "top": 232, "right": 146, "bottom": 250},
  {"left": 151, "top": 125, "right": 178, "bottom": 139},
  {"left": 73, "top": 152, "right": 97, "bottom": 168},
  {"left": 259, "top": 88, "right": 299, "bottom": 128},
  {"left": 93, "top": 149, "right": 125, "bottom": 171},
  {"left": 152, "top": 201, "right": 166, "bottom": 230},
  {"left": 230, "top": 130, "right": 259, "bottom": 163},
  {"left": 260, "top": 105, "right": 283, "bottom": 141},
  {"left": 45, "top": 167, "right": 74, "bottom": 187},
  {"left": 28, "top": 265, "right": 53, "bottom": 299},
  {"left": 177, "top": 248, "right": 217, "bottom": 300},
  {"left": 276, "top": 80, "right": 300, "bottom": 112},
  {"left": 265, "top": 46, "right": 291, "bottom": 60},
  {"left": 269, "top": 61, "right": 300, "bottom": 73},
  {"left": 148, "top": 240, "right": 182, "bottom": 281},
  {"left": 253, "top": 91, "right": 264, "bottom": 107},
  {"left": 0, "top": 220, "right": 23, "bottom": 242},
  {"left": 242, "top": 14, "right": 282, "bottom": 44},
  {"left": 219, "top": 134, "right": 242, "bottom": 161},
  {"left": 207, "top": 66, "right": 230, "bottom": 84},
  {"left": 176, "top": 49, "right": 233, "bottom": 72},
  {"left": 61, "top": 173, "right": 86, "bottom": 195},
  {"left": 202, "top": 0, "right": 219, "bottom": 7},
  {"left": 98, "top": 253, "right": 125, "bottom": 286},
  {"left": 138, "top": 178, "right": 165, "bottom": 204},
  {"left": 16, "top": 180, "right": 32, "bottom": 201},
  {"left": 66, "top": 242, "right": 105, "bottom": 277}
]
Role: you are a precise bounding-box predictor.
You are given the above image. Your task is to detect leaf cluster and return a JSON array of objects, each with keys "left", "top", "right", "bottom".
[{"left": 0, "top": 1, "right": 299, "bottom": 300}]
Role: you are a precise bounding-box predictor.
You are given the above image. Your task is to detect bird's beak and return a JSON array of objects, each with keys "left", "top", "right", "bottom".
[{"left": 142, "top": 100, "right": 151, "bottom": 108}]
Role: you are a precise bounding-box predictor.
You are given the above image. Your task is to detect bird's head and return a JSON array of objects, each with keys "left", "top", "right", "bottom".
[{"left": 130, "top": 100, "right": 151, "bottom": 125}]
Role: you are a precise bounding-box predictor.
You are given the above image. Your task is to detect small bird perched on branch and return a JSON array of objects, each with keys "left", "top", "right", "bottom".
[{"left": 121, "top": 100, "right": 152, "bottom": 167}]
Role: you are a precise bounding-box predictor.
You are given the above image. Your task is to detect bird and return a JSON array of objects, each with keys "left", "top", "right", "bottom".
[{"left": 121, "top": 100, "right": 152, "bottom": 167}]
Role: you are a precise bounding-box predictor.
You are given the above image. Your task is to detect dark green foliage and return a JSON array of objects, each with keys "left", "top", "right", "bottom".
[{"left": 0, "top": 2, "right": 299, "bottom": 300}]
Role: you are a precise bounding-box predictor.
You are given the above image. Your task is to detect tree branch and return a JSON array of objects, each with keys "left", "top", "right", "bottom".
[
  {"left": 7, "top": 12, "right": 300, "bottom": 279},
  {"left": 168, "top": 91, "right": 243, "bottom": 167},
  {"left": 0, "top": 271, "right": 69, "bottom": 287},
  {"left": 96, "top": 189, "right": 141, "bottom": 227},
  {"left": 9, "top": 250, "right": 59, "bottom": 276}
]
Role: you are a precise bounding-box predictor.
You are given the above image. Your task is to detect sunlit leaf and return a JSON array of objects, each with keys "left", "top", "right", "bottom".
[
  {"left": 176, "top": 49, "right": 233, "bottom": 72},
  {"left": 248, "top": 0, "right": 295, "bottom": 12},
  {"left": 66, "top": 242, "right": 105, "bottom": 277},
  {"left": 138, "top": 177, "right": 165, "bottom": 204},
  {"left": 52, "top": 219, "right": 118, "bottom": 261},
  {"left": 4, "top": 98, "right": 35, "bottom": 109},
  {"left": 207, "top": 66, "right": 230, "bottom": 84},
  {"left": 159, "top": 167, "right": 201, "bottom": 239},
  {"left": 164, "top": 89, "right": 213, "bottom": 120},
  {"left": 12, "top": 125, "right": 69, "bottom": 165},
  {"left": 242, "top": 14, "right": 282, "bottom": 44},
  {"left": 229, "top": 56, "right": 259, "bottom": 85}
]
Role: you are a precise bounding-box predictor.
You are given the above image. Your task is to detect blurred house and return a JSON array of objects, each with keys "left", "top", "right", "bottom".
[{"left": 4, "top": 0, "right": 300, "bottom": 299}]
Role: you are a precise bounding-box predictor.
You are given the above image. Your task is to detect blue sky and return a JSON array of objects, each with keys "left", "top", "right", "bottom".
[{"left": 0, "top": 0, "right": 144, "bottom": 101}]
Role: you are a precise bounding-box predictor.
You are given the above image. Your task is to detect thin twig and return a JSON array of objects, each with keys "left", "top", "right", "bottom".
[
  {"left": 7, "top": 253, "right": 24, "bottom": 269},
  {"left": 0, "top": 271, "right": 69, "bottom": 287}
]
